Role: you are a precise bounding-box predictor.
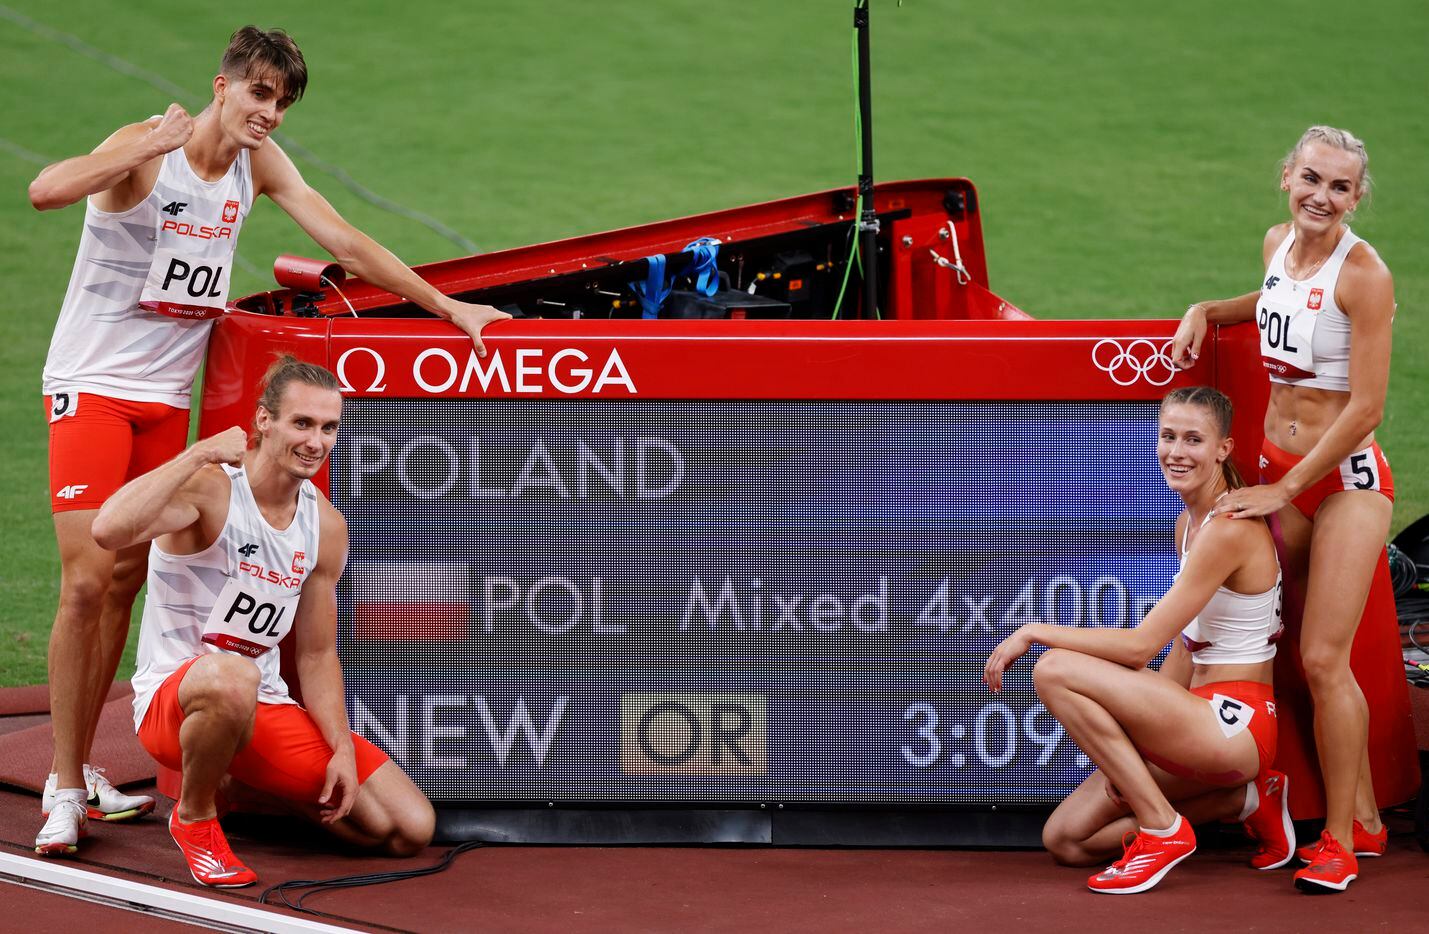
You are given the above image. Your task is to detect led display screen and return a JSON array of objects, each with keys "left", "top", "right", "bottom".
[{"left": 330, "top": 399, "right": 1182, "bottom": 803}]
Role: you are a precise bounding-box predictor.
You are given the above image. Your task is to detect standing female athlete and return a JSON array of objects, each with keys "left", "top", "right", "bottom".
[
  {"left": 985, "top": 387, "right": 1287, "bottom": 894},
  {"left": 1171, "top": 126, "right": 1393, "bottom": 893}
]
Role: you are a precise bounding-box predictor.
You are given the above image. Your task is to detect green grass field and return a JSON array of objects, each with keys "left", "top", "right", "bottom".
[{"left": 1, "top": 1, "right": 1425, "bottom": 686}]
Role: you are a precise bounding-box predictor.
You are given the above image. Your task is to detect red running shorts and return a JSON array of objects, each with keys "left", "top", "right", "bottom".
[
  {"left": 138, "top": 656, "right": 390, "bottom": 804},
  {"left": 1260, "top": 438, "right": 1393, "bottom": 520},
  {"left": 45, "top": 392, "right": 189, "bottom": 513}
]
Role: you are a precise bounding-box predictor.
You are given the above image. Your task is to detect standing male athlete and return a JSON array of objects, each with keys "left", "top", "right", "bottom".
[
  {"left": 29, "top": 26, "right": 504, "bottom": 854},
  {"left": 88, "top": 357, "right": 433, "bottom": 886}
]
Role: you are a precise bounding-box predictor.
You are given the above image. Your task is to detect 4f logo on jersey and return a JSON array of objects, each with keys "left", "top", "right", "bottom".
[
  {"left": 237, "top": 543, "right": 260, "bottom": 557},
  {"left": 1307, "top": 287, "right": 1324, "bottom": 311},
  {"left": 222, "top": 200, "right": 240, "bottom": 223},
  {"left": 56, "top": 484, "right": 89, "bottom": 500},
  {"left": 291, "top": 551, "right": 307, "bottom": 576},
  {"left": 1264, "top": 275, "right": 1280, "bottom": 290},
  {"left": 161, "top": 201, "right": 187, "bottom": 216}
]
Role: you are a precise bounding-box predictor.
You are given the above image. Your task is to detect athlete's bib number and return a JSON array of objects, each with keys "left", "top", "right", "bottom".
[
  {"left": 49, "top": 392, "right": 77, "bottom": 423},
  {"left": 201, "top": 577, "right": 299, "bottom": 657},
  {"left": 1342, "top": 450, "right": 1381, "bottom": 491},
  {"left": 1210, "top": 693, "right": 1255, "bottom": 740},
  {"left": 1258, "top": 297, "right": 1316, "bottom": 379},
  {"left": 139, "top": 247, "right": 229, "bottom": 319}
]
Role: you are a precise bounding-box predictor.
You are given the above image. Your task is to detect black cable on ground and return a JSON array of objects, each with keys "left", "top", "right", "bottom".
[{"left": 259, "top": 841, "right": 485, "bottom": 921}]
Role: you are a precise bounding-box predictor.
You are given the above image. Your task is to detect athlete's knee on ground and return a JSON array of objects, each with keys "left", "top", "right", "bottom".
[
  {"left": 358, "top": 767, "right": 436, "bottom": 856},
  {"left": 1041, "top": 815, "right": 1090, "bottom": 865},
  {"left": 1042, "top": 814, "right": 1110, "bottom": 866},
  {"left": 376, "top": 784, "right": 435, "bottom": 856},
  {"left": 342, "top": 800, "right": 430, "bottom": 857},
  {"left": 385, "top": 801, "right": 435, "bottom": 856}
]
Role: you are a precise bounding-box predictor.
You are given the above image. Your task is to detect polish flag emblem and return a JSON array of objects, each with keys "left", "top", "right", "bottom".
[
  {"left": 1307, "top": 287, "right": 1324, "bottom": 311},
  {"left": 350, "top": 563, "right": 470, "bottom": 641},
  {"left": 223, "top": 200, "right": 240, "bottom": 223}
]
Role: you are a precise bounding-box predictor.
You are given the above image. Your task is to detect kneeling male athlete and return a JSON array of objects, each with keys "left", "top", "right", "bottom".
[{"left": 92, "top": 356, "right": 433, "bottom": 887}]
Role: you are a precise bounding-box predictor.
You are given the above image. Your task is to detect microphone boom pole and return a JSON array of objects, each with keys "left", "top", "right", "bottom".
[{"left": 855, "top": 1, "right": 878, "bottom": 318}]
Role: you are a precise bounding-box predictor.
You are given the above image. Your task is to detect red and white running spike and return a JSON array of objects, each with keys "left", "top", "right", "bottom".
[{"left": 1087, "top": 816, "right": 1197, "bottom": 895}]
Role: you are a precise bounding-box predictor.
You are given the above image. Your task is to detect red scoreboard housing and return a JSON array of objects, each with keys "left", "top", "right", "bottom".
[{"left": 197, "top": 179, "right": 1415, "bottom": 836}]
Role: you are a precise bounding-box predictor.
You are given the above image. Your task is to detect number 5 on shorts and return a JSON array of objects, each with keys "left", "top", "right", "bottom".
[
  {"left": 50, "top": 393, "right": 77, "bottom": 423},
  {"left": 1211, "top": 694, "right": 1254, "bottom": 739},
  {"left": 1348, "top": 452, "right": 1377, "bottom": 490}
]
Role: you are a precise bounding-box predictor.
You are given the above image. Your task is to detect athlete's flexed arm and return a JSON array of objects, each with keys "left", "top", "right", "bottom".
[
  {"left": 984, "top": 517, "right": 1256, "bottom": 691},
  {"left": 91, "top": 426, "right": 247, "bottom": 553},
  {"left": 293, "top": 498, "right": 358, "bottom": 824},
  {"left": 253, "top": 141, "right": 510, "bottom": 356},
  {"left": 28, "top": 104, "right": 193, "bottom": 213}
]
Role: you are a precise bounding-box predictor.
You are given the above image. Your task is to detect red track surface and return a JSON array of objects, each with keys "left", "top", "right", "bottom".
[
  {"left": 4, "top": 686, "right": 1427, "bottom": 932},
  {"left": 2, "top": 780, "right": 1425, "bottom": 931}
]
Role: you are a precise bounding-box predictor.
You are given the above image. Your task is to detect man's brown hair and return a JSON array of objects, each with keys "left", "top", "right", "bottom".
[
  {"left": 220, "top": 26, "right": 308, "bottom": 106},
  {"left": 257, "top": 354, "right": 340, "bottom": 420}
]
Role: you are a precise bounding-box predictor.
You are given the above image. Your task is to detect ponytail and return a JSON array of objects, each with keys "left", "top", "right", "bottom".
[{"left": 1222, "top": 457, "right": 1245, "bottom": 492}]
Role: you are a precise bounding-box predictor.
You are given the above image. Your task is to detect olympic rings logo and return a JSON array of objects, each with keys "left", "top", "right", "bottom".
[{"left": 1091, "top": 338, "right": 1176, "bottom": 387}]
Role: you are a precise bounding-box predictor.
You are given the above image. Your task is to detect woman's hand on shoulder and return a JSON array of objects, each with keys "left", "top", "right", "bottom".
[{"left": 1210, "top": 482, "right": 1288, "bottom": 520}]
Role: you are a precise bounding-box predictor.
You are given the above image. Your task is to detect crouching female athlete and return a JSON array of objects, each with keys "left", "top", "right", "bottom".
[{"left": 984, "top": 387, "right": 1288, "bottom": 894}]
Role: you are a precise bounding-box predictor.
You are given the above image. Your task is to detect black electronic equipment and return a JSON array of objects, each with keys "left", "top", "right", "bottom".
[{"left": 662, "top": 289, "right": 792, "bottom": 320}]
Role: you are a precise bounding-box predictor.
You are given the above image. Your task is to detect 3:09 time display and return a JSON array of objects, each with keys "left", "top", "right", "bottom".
[{"left": 899, "top": 701, "right": 1091, "bottom": 771}]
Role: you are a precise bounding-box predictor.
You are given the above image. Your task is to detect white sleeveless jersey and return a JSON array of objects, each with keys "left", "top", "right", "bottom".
[
  {"left": 1257, "top": 227, "right": 1361, "bottom": 392},
  {"left": 1177, "top": 512, "right": 1282, "bottom": 666},
  {"left": 132, "top": 464, "right": 322, "bottom": 731},
  {"left": 43, "top": 145, "right": 253, "bottom": 408}
]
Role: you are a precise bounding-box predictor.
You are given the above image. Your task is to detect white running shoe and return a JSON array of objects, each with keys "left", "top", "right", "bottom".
[
  {"left": 42, "top": 765, "right": 156, "bottom": 821},
  {"left": 35, "top": 794, "right": 87, "bottom": 856}
]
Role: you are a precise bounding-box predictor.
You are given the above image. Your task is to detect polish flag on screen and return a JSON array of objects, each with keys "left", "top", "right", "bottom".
[{"left": 349, "top": 563, "right": 470, "bottom": 641}]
